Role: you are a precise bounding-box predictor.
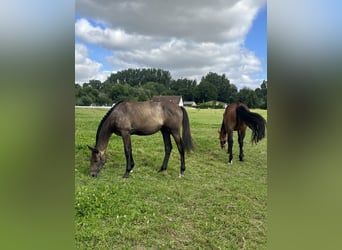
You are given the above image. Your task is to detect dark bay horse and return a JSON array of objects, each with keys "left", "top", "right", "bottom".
[
  {"left": 88, "top": 101, "right": 193, "bottom": 178},
  {"left": 219, "top": 102, "right": 266, "bottom": 164}
]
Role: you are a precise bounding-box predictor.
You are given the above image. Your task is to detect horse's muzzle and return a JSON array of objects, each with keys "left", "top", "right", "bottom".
[{"left": 90, "top": 173, "right": 98, "bottom": 178}]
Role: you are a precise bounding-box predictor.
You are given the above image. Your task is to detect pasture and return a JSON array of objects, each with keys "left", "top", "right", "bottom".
[{"left": 75, "top": 107, "right": 267, "bottom": 249}]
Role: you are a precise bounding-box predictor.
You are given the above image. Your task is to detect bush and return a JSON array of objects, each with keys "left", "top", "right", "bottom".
[
  {"left": 76, "top": 95, "right": 93, "bottom": 106},
  {"left": 197, "top": 101, "right": 225, "bottom": 109}
]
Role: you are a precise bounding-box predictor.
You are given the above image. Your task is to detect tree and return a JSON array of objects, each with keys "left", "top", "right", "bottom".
[
  {"left": 226, "top": 84, "right": 238, "bottom": 104},
  {"left": 74, "top": 68, "right": 267, "bottom": 108},
  {"left": 194, "top": 79, "right": 217, "bottom": 103},
  {"left": 75, "top": 83, "right": 82, "bottom": 98},
  {"left": 104, "top": 68, "right": 172, "bottom": 88},
  {"left": 199, "top": 72, "right": 237, "bottom": 103},
  {"left": 170, "top": 78, "right": 197, "bottom": 101},
  {"left": 97, "top": 94, "right": 112, "bottom": 106},
  {"left": 142, "top": 82, "right": 169, "bottom": 98},
  {"left": 137, "top": 88, "right": 149, "bottom": 101},
  {"left": 76, "top": 95, "right": 93, "bottom": 106},
  {"left": 254, "top": 80, "right": 267, "bottom": 109},
  {"left": 237, "top": 87, "right": 259, "bottom": 108},
  {"left": 87, "top": 79, "right": 103, "bottom": 90},
  {"left": 109, "top": 84, "right": 130, "bottom": 102}
]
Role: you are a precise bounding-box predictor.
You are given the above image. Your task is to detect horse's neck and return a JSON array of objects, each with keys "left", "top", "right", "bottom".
[
  {"left": 220, "top": 121, "right": 226, "bottom": 133},
  {"left": 96, "top": 123, "right": 112, "bottom": 151},
  {"left": 220, "top": 130, "right": 226, "bottom": 139}
]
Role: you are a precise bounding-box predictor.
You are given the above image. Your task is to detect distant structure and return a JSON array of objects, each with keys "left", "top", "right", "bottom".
[
  {"left": 183, "top": 101, "right": 197, "bottom": 107},
  {"left": 152, "top": 96, "right": 183, "bottom": 106}
]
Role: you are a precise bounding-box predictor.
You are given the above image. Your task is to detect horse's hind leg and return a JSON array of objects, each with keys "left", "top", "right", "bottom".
[
  {"left": 122, "top": 132, "right": 133, "bottom": 178},
  {"left": 159, "top": 128, "right": 172, "bottom": 172},
  {"left": 227, "top": 131, "right": 233, "bottom": 164},
  {"left": 238, "top": 129, "right": 246, "bottom": 161},
  {"left": 171, "top": 130, "right": 185, "bottom": 176}
]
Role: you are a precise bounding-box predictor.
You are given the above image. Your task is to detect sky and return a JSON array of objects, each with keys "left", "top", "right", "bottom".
[{"left": 75, "top": 0, "right": 267, "bottom": 90}]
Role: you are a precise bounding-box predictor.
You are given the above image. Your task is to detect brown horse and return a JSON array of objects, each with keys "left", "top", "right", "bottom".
[
  {"left": 88, "top": 101, "right": 193, "bottom": 178},
  {"left": 219, "top": 102, "right": 266, "bottom": 164}
]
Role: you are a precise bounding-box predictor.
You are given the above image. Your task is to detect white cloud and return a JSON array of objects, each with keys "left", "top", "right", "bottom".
[
  {"left": 75, "top": 43, "right": 110, "bottom": 83},
  {"left": 76, "top": 0, "right": 264, "bottom": 43},
  {"left": 75, "top": 18, "right": 154, "bottom": 51},
  {"left": 75, "top": 0, "right": 266, "bottom": 89}
]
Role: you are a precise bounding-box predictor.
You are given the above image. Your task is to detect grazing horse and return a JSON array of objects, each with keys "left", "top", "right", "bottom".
[
  {"left": 88, "top": 101, "right": 193, "bottom": 178},
  {"left": 219, "top": 102, "right": 266, "bottom": 164}
]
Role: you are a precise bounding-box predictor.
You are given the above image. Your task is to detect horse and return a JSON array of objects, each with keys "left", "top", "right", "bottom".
[
  {"left": 219, "top": 102, "right": 266, "bottom": 164},
  {"left": 88, "top": 101, "right": 193, "bottom": 178}
]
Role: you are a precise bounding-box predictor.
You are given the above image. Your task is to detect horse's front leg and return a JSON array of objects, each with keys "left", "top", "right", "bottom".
[
  {"left": 121, "top": 132, "right": 133, "bottom": 178},
  {"left": 159, "top": 128, "right": 172, "bottom": 172},
  {"left": 227, "top": 131, "right": 233, "bottom": 164}
]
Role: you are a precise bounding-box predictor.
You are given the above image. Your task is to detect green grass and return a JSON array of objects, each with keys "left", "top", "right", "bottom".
[{"left": 75, "top": 107, "right": 267, "bottom": 249}]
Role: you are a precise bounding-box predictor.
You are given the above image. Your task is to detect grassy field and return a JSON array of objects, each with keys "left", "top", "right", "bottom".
[{"left": 75, "top": 107, "right": 267, "bottom": 249}]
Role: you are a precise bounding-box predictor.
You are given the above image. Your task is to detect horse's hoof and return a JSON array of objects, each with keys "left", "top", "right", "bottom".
[
  {"left": 123, "top": 173, "right": 130, "bottom": 178},
  {"left": 179, "top": 171, "right": 185, "bottom": 177},
  {"left": 158, "top": 168, "right": 166, "bottom": 173},
  {"left": 228, "top": 160, "right": 233, "bottom": 164}
]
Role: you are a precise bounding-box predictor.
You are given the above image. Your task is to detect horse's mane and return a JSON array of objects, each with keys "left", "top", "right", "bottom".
[{"left": 95, "top": 101, "right": 123, "bottom": 145}]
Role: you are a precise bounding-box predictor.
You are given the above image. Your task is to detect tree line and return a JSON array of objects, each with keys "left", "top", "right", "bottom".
[{"left": 75, "top": 68, "right": 267, "bottom": 109}]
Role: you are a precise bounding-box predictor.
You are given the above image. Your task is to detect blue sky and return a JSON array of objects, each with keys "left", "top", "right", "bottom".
[
  {"left": 75, "top": 0, "right": 267, "bottom": 90},
  {"left": 245, "top": 4, "right": 267, "bottom": 81}
]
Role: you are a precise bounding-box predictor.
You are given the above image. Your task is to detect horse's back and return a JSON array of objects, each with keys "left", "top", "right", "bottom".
[
  {"left": 112, "top": 101, "right": 182, "bottom": 134},
  {"left": 223, "top": 102, "right": 249, "bottom": 131}
]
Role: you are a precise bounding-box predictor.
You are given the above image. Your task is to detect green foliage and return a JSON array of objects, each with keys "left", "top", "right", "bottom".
[
  {"left": 105, "top": 68, "right": 172, "bottom": 88},
  {"left": 170, "top": 78, "right": 197, "bottom": 101},
  {"left": 75, "top": 68, "right": 267, "bottom": 109},
  {"left": 199, "top": 72, "right": 238, "bottom": 104},
  {"left": 197, "top": 100, "right": 226, "bottom": 109},
  {"left": 255, "top": 80, "right": 267, "bottom": 109},
  {"left": 238, "top": 87, "right": 259, "bottom": 108},
  {"left": 75, "top": 107, "right": 267, "bottom": 249},
  {"left": 141, "top": 81, "right": 169, "bottom": 98},
  {"left": 76, "top": 95, "right": 93, "bottom": 106},
  {"left": 194, "top": 79, "right": 218, "bottom": 103}
]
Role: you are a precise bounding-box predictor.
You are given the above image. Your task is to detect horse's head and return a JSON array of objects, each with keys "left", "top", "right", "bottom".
[
  {"left": 219, "top": 130, "right": 227, "bottom": 149},
  {"left": 88, "top": 145, "right": 106, "bottom": 177}
]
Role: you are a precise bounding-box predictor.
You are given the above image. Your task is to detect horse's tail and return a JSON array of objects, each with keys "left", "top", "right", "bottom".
[
  {"left": 236, "top": 106, "right": 266, "bottom": 144},
  {"left": 180, "top": 106, "right": 193, "bottom": 152}
]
